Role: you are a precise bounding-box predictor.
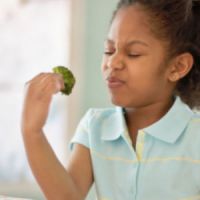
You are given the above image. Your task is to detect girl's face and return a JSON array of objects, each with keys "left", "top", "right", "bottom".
[{"left": 101, "top": 5, "right": 175, "bottom": 108}]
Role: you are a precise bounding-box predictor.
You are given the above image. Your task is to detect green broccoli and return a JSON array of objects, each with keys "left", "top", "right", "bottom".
[{"left": 52, "top": 66, "right": 76, "bottom": 95}]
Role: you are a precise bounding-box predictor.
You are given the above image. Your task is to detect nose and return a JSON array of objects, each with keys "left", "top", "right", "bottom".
[{"left": 107, "top": 52, "right": 125, "bottom": 70}]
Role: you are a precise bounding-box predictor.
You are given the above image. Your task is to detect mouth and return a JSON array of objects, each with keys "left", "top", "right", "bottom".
[{"left": 106, "top": 76, "right": 125, "bottom": 89}]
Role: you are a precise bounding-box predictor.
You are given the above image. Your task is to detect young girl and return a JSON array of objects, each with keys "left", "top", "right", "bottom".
[{"left": 21, "top": 0, "right": 200, "bottom": 199}]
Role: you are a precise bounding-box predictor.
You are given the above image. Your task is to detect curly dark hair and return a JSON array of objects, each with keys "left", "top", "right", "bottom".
[{"left": 112, "top": 0, "right": 200, "bottom": 109}]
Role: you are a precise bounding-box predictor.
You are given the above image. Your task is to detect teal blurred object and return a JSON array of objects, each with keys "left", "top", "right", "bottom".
[
  {"left": 82, "top": 1, "right": 118, "bottom": 199},
  {"left": 81, "top": 0, "right": 118, "bottom": 115}
]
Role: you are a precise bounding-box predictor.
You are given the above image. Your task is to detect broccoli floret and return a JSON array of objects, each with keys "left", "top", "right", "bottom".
[{"left": 52, "top": 66, "right": 76, "bottom": 95}]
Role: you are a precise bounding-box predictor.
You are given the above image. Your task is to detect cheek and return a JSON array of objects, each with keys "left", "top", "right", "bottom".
[{"left": 127, "top": 64, "right": 167, "bottom": 92}]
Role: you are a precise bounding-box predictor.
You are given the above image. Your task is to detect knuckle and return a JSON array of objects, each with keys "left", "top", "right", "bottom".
[{"left": 53, "top": 73, "right": 63, "bottom": 80}]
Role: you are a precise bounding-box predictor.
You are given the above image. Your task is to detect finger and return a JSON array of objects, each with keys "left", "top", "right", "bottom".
[
  {"left": 44, "top": 73, "right": 65, "bottom": 92},
  {"left": 52, "top": 73, "right": 65, "bottom": 90},
  {"left": 25, "top": 73, "right": 47, "bottom": 85},
  {"left": 39, "top": 73, "right": 53, "bottom": 84},
  {"left": 24, "top": 73, "right": 50, "bottom": 94},
  {"left": 40, "top": 74, "right": 64, "bottom": 94},
  {"left": 23, "top": 73, "right": 49, "bottom": 95}
]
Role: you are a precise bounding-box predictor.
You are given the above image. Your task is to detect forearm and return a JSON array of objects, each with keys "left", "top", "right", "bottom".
[{"left": 23, "top": 130, "right": 83, "bottom": 200}]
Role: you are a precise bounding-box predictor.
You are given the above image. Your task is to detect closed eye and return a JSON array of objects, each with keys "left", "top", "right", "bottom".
[
  {"left": 104, "top": 51, "right": 114, "bottom": 55},
  {"left": 128, "top": 54, "right": 141, "bottom": 58}
]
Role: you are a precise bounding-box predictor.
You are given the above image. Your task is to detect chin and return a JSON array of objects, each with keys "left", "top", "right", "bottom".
[
  {"left": 110, "top": 96, "right": 144, "bottom": 108},
  {"left": 110, "top": 96, "right": 128, "bottom": 107}
]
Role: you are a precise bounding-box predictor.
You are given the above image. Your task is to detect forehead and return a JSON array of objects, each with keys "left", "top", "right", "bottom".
[{"left": 108, "top": 5, "right": 155, "bottom": 44}]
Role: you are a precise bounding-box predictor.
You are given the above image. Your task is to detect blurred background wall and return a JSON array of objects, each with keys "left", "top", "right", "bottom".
[
  {"left": 0, "top": 0, "right": 117, "bottom": 199},
  {"left": 68, "top": 0, "right": 117, "bottom": 137}
]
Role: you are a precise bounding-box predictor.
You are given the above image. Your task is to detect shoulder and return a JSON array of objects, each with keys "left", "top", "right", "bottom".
[
  {"left": 76, "top": 107, "right": 122, "bottom": 133},
  {"left": 184, "top": 111, "right": 200, "bottom": 142},
  {"left": 181, "top": 111, "right": 200, "bottom": 155},
  {"left": 189, "top": 111, "right": 200, "bottom": 127},
  {"left": 82, "top": 107, "right": 124, "bottom": 135},
  {"left": 84, "top": 107, "right": 119, "bottom": 123}
]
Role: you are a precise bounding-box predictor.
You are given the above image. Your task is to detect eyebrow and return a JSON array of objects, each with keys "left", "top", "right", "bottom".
[{"left": 105, "top": 39, "right": 149, "bottom": 47}]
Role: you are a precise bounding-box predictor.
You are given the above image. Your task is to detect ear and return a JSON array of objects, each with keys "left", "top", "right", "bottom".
[{"left": 168, "top": 53, "right": 194, "bottom": 82}]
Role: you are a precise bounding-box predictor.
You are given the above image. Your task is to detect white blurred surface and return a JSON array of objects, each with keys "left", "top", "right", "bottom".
[
  {"left": 0, "top": 182, "right": 44, "bottom": 199},
  {"left": 0, "top": 195, "right": 31, "bottom": 200},
  {"left": 0, "top": 0, "right": 70, "bottom": 182}
]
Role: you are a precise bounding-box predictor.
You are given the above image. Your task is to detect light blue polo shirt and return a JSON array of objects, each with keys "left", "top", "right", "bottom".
[{"left": 70, "top": 96, "right": 200, "bottom": 200}]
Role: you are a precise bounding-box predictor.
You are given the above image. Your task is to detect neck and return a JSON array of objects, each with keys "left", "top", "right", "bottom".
[{"left": 124, "top": 96, "right": 175, "bottom": 131}]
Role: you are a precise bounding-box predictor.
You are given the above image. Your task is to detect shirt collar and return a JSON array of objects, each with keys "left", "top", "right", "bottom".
[
  {"left": 101, "top": 107, "right": 126, "bottom": 141},
  {"left": 144, "top": 96, "right": 194, "bottom": 143},
  {"left": 101, "top": 96, "right": 194, "bottom": 143}
]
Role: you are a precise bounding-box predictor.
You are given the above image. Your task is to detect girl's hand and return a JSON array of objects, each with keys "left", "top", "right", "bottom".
[{"left": 21, "top": 73, "right": 65, "bottom": 135}]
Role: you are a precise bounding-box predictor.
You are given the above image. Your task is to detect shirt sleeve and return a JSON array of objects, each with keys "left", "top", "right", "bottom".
[{"left": 69, "top": 109, "right": 93, "bottom": 150}]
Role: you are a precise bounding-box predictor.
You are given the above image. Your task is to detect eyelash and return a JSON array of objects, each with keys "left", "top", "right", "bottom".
[
  {"left": 104, "top": 51, "right": 141, "bottom": 58},
  {"left": 104, "top": 51, "right": 113, "bottom": 55},
  {"left": 128, "top": 54, "right": 141, "bottom": 58}
]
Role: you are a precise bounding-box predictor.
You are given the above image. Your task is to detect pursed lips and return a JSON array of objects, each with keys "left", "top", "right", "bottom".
[{"left": 106, "top": 76, "right": 126, "bottom": 88}]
